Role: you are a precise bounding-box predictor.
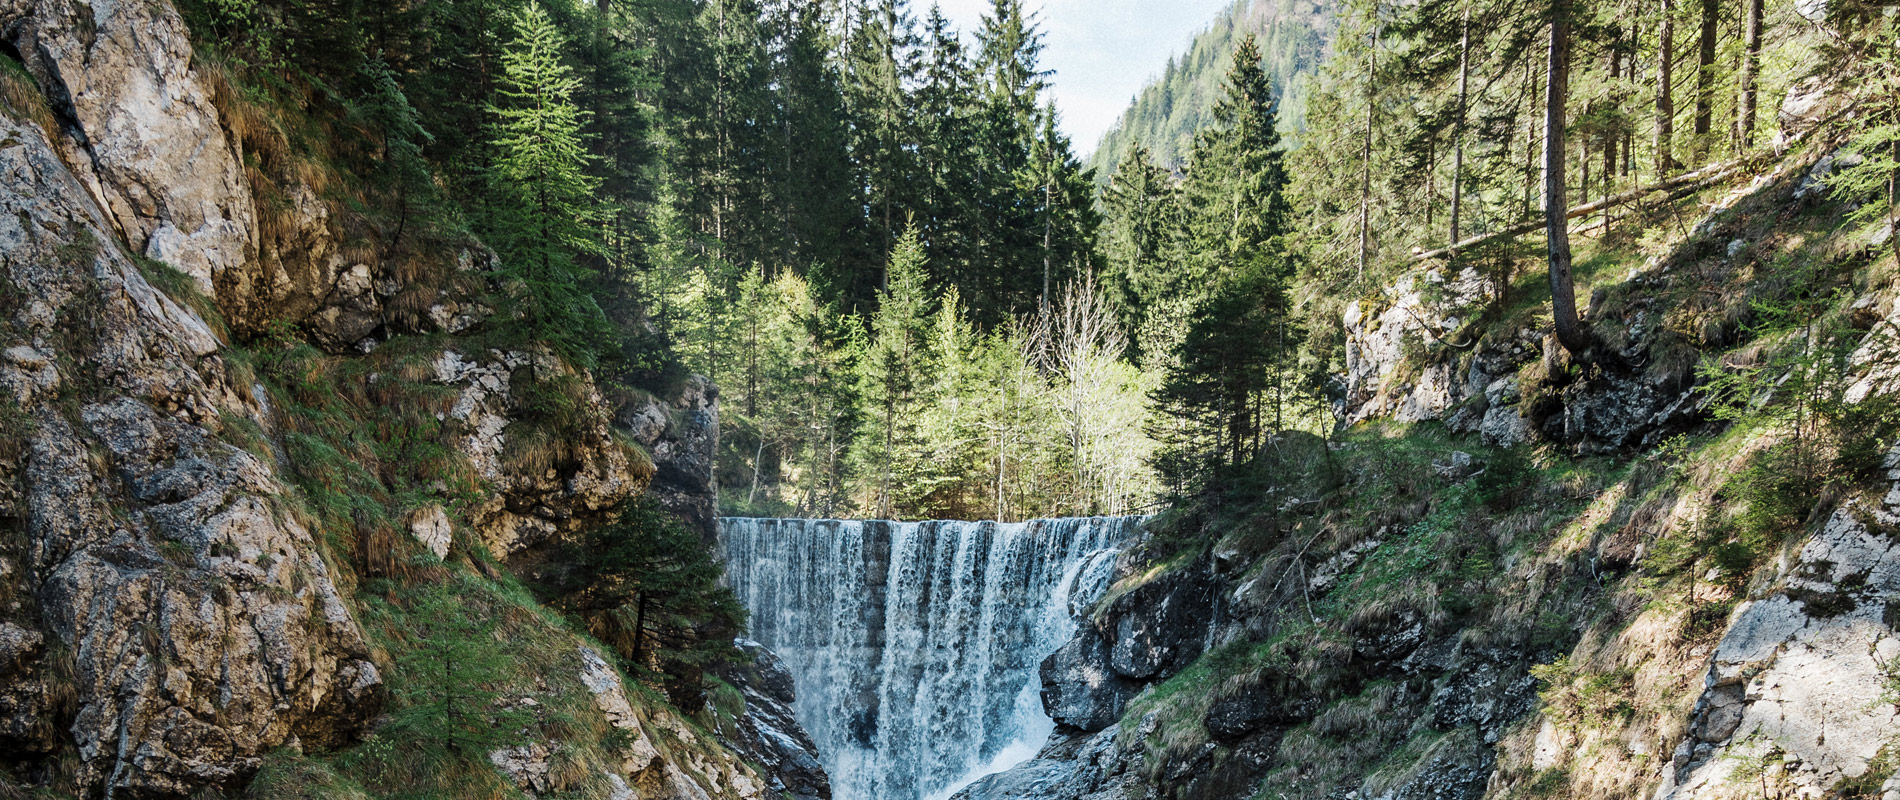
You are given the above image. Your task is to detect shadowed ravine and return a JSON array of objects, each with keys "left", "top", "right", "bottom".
[{"left": 717, "top": 517, "right": 1144, "bottom": 800}]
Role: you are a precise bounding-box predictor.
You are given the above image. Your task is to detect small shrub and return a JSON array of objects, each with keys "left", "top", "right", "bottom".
[
  {"left": 384, "top": 579, "right": 530, "bottom": 754},
  {"left": 1532, "top": 656, "right": 1636, "bottom": 728},
  {"left": 1474, "top": 446, "right": 1536, "bottom": 512}
]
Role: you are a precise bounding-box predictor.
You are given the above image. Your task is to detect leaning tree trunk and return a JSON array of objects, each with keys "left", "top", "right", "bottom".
[
  {"left": 1737, "top": 0, "right": 1764, "bottom": 149},
  {"left": 1693, "top": 0, "right": 1719, "bottom": 161},
  {"left": 1546, "top": 9, "right": 1590, "bottom": 356},
  {"left": 1450, "top": 5, "right": 1472, "bottom": 247},
  {"left": 1656, "top": 0, "right": 1677, "bottom": 174}
]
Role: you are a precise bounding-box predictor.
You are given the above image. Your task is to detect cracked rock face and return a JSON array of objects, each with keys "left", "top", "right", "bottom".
[
  {"left": 433, "top": 349, "right": 645, "bottom": 557},
  {"left": 0, "top": 108, "right": 380, "bottom": 795},
  {"left": 1, "top": 0, "right": 256, "bottom": 294},
  {"left": 1661, "top": 491, "right": 1900, "bottom": 800}
]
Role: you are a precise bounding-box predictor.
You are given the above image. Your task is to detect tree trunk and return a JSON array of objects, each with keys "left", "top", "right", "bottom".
[
  {"left": 1693, "top": 0, "right": 1718, "bottom": 161},
  {"left": 1450, "top": 5, "right": 1472, "bottom": 247},
  {"left": 1606, "top": 32, "right": 1620, "bottom": 194},
  {"left": 1736, "top": 0, "right": 1764, "bottom": 148},
  {"left": 1357, "top": 26, "right": 1380, "bottom": 284},
  {"left": 1656, "top": 0, "right": 1677, "bottom": 174},
  {"left": 1546, "top": 10, "right": 1590, "bottom": 356},
  {"left": 1525, "top": 57, "right": 1540, "bottom": 218},
  {"left": 630, "top": 591, "right": 650, "bottom": 667}
]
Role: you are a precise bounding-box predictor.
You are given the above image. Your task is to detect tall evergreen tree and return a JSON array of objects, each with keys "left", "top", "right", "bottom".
[
  {"left": 844, "top": 0, "right": 923, "bottom": 304},
  {"left": 764, "top": 1, "right": 860, "bottom": 286},
  {"left": 1100, "top": 145, "right": 1182, "bottom": 363},
  {"left": 482, "top": 1, "right": 612, "bottom": 367},
  {"left": 852, "top": 227, "right": 937, "bottom": 518},
  {"left": 915, "top": 4, "right": 988, "bottom": 314},
  {"left": 1146, "top": 34, "right": 1301, "bottom": 493}
]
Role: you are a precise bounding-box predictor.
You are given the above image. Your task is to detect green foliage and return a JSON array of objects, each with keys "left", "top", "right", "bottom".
[
  {"left": 1824, "top": 7, "right": 1900, "bottom": 263},
  {"left": 479, "top": 1, "right": 613, "bottom": 368},
  {"left": 537, "top": 498, "right": 745, "bottom": 711},
  {"left": 1472, "top": 446, "right": 1536, "bottom": 512},
  {"left": 852, "top": 227, "right": 937, "bottom": 518},
  {"left": 1141, "top": 36, "right": 1305, "bottom": 497},
  {"left": 385, "top": 578, "right": 532, "bottom": 754},
  {"left": 241, "top": 751, "right": 370, "bottom": 800}
]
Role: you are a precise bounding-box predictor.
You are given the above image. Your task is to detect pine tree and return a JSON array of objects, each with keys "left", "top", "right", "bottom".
[
  {"left": 390, "top": 579, "right": 530, "bottom": 754},
  {"left": 1100, "top": 145, "right": 1180, "bottom": 361},
  {"left": 1027, "top": 104, "right": 1101, "bottom": 311},
  {"left": 541, "top": 498, "right": 746, "bottom": 711},
  {"left": 482, "top": 0, "right": 612, "bottom": 367},
  {"left": 1146, "top": 34, "right": 1302, "bottom": 494},
  {"left": 844, "top": 0, "right": 923, "bottom": 304},
  {"left": 765, "top": 1, "right": 861, "bottom": 291},
  {"left": 852, "top": 227, "right": 937, "bottom": 518},
  {"left": 915, "top": 5, "right": 988, "bottom": 315}
]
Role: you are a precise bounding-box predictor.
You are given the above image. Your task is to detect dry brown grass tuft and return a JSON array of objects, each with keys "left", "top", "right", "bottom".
[{"left": 0, "top": 60, "right": 56, "bottom": 137}]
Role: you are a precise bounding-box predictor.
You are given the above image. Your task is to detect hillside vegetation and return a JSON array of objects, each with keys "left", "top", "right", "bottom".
[{"left": 1086, "top": 0, "right": 1332, "bottom": 179}]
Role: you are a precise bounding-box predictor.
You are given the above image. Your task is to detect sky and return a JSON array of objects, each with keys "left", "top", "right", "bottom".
[{"left": 931, "top": 0, "right": 1239, "bottom": 156}]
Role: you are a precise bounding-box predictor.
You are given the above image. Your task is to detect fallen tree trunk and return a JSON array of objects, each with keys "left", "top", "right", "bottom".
[
  {"left": 1415, "top": 114, "right": 1849, "bottom": 263},
  {"left": 1414, "top": 160, "right": 1745, "bottom": 261}
]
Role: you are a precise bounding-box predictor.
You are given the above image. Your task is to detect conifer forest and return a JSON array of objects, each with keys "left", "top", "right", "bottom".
[{"left": 5, "top": 0, "right": 1900, "bottom": 795}]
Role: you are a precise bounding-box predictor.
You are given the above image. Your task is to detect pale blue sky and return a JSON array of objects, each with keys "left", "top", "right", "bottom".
[{"left": 931, "top": 0, "right": 1238, "bottom": 155}]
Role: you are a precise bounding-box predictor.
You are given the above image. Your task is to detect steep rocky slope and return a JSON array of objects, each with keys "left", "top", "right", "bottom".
[
  {"left": 961, "top": 81, "right": 1900, "bottom": 800},
  {"left": 0, "top": 0, "right": 818, "bottom": 795}
]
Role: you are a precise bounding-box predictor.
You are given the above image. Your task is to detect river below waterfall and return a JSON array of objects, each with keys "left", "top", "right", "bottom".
[{"left": 718, "top": 517, "right": 1143, "bottom": 800}]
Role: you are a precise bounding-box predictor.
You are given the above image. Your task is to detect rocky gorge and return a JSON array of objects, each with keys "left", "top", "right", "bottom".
[
  {"left": 939, "top": 82, "right": 1900, "bottom": 800},
  {"left": 0, "top": 0, "right": 824, "bottom": 794},
  {"left": 0, "top": 0, "right": 1896, "bottom": 796}
]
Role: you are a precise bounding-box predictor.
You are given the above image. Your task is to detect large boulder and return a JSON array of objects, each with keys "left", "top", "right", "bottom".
[{"left": 1041, "top": 625, "right": 1144, "bottom": 734}]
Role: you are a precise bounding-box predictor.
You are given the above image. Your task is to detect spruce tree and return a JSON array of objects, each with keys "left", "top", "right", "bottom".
[
  {"left": 853, "top": 227, "right": 937, "bottom": 518},
  {"left": 1100, "top": 146, "right": 1182, "bottom": 364},
  {"left": 483, "top": 0, "right": 612, "bottom": 367},
  {"left": 1147, "top": 34, "right": 1301, "bottom": 494},
  {"left": 916, "top": 4, "right": 986, "bottom": 312}
]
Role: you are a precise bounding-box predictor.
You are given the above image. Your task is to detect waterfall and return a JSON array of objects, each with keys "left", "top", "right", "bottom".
[{"left": 718, "top": 516, "right": 1143, "bottom": 800}]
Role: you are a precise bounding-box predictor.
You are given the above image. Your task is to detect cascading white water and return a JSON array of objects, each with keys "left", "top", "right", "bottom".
[{"left": 718, "top": 516, "right": 1142, "bottom": 800}]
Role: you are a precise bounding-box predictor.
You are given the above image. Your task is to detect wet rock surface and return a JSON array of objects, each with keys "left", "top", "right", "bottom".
[{"left": 716, "top": 639, "right": 832, "bottom": 800}]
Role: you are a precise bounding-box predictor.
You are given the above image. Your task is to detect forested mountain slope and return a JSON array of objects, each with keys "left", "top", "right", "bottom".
[
  {"left": 1085, "top": 0, "right": 1331, "bottom": 180},
  {"left": 959, "top": 0, "right": 1900, "bottom": 795}
]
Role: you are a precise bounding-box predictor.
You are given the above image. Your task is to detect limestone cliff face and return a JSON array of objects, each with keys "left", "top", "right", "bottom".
[
  {"left": 0, "top": 77, "right": 380, "bottom": 795},
  {"left": 0, "top": 0, "right": 737, "bottom": 795}
]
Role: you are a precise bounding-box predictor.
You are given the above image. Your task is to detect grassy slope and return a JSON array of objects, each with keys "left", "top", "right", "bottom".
[
  {"left": 1098, "top": 130, "right": 1900, "bottom": 800},
  {"left": 0, "top": 44, "right": 755, "bottom": 800}
]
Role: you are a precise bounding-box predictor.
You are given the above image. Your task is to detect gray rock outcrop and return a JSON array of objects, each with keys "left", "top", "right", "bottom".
[
  {"left": 716, "top": 638, "right": 832, "bottom": 800},
  {"left": 619, "top": 376, "right": 721, "bottom": 540},
  {"left": 1658, "top": 473, "right": 1900, "bottom": 799},
  {"left": 0, "top": 89, "right": 380, "bottom": 795}
]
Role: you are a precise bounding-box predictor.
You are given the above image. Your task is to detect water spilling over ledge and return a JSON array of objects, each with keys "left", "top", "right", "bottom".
[{"left": 718, "top": 517, "right": 1145, "bottom": 800}]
